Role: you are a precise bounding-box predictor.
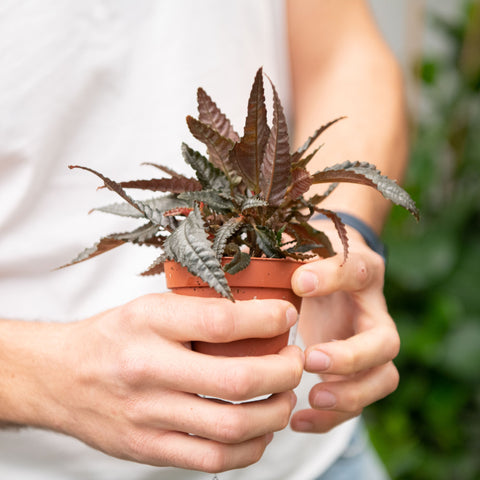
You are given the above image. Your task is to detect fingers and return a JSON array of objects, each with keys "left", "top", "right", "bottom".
[
  {"left": 125, "top": 429, "right": 274, "bottom": 473},
  {"left": 292, "top": 249, "right": 385, "bottom": 297},
  {"left": 125, "top": 293, "right": 298, "bottom": 343},
  {"left": 291, "top": 409, "right": 359, "bottom": 434},
  {"left": 305, "top": 323, "right": 400, "bottom": 375},
  {"left": 130, "top": 344, "right": 304, "bottom": 402},
  {"left": 308, "top": 361, "right": 399, "bottom": 412},
  {"left": 132, "top": 390, "right": 297, "bottom": 444},
  {"left": 291, "top": 361, "right": 399, "bottom": 433}
]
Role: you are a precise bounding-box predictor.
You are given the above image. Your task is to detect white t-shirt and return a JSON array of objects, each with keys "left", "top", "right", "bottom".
[{"left": 0, "top": 1, "right": 357, "bottom": 478}]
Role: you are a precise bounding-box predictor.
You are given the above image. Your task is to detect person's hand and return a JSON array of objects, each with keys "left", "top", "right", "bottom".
[
  {"left": 289, "top": 226, "right": 400, "bottom": 433},
  {"left": 6, "top": 294, "right": 303, "bottom": 473}
]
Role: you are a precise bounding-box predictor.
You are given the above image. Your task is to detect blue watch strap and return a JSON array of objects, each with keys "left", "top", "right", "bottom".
[{"left": 312, "top": 211, "right": 387, "bottom": 263}]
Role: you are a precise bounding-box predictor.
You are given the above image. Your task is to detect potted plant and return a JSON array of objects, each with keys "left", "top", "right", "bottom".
[{"left": 63, "top": 68, "right": 418, "bottom": 356}]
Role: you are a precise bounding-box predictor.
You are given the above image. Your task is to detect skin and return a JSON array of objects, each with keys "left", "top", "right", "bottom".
[
  {"left": 287, "top": 0, "right": 407, "bottom": 433},
  {"left": 0, "top": 0, "right": 408, "bottom": 474},
  {"left": 0, "top": 295, "right": 303, "bottom": 473}
]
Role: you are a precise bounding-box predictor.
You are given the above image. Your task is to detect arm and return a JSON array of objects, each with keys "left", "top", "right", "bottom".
[
  {"left": 286, "top": 0, "right": 406, "bottom": 432},
  {"left": 0, "top": 295, "right": 303, "bottom": 472}
]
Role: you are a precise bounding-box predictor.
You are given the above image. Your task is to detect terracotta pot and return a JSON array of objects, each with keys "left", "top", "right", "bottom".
[{"left": 164, "top": 257, "right": 303, "bottom": 357}]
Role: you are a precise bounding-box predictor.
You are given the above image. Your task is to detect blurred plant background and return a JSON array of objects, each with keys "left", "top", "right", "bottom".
[{"left": 364, "top": 1, "right": 480, "bottom": 479}]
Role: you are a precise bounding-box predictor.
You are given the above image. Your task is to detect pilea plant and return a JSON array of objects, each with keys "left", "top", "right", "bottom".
[{"left": 64, "top": 68, "right": 418, "bottom": 301}]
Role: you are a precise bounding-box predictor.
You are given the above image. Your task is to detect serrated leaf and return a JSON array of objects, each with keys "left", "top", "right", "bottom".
[
  {"left": 212, "top": 217, "right": 244, "bottom": 259},
  {"left": 229, "top": 67, "right": 270, "bottom": 191},
  {"left": 311, "top": 161, "right": 420, "bottom": 219},
  {"left": 58, "top": 237, "right": 125, "bottom": 269},
  {"left": 178, "top": 190, "right": 234, "bottom": 213},
  {"left": 115, "top": 177, "right": 201, "bottom": 193},
  {"left": 69, "top": 165, "right": 169, "bottom": 225},
  {"left": 197, "top": 88, "right": 240, "bottom": 142},
  {"left": 285, "top": 222, "right": 334, "bottom": 258},
  {"left": 291, "top": 117, "right": 346, "bottom": 164},
  {"left": 186, "top": 116, "right": 237, "bottom": 181},
  {"left": 69, "top": 165, "right": 144, "bottom": 215},
  {"left": 307, "top": 184, "right": 339, "bottom": 206},
  {"left": 292, "top": 144, "right": 323, "bottom": 170},
  {"left": 140, "top": 163, "right": 185, "bottom": 178},
  {"left": 240, "top": 196, "right": 268, "bottom": 211},
  {"left": 288, "top": 168, "right": 313, "bottom": 200},
  {"left": 223, "top": 249, "right": 251, "bottom": 275},
  {"left": 181, "top": 143, "right": 230, "bottom": 191},
  {"left": 260, "top": 78, "right": 291, "bottom": 206},
  {"left": 254, "top": 226, "right": 285, "bottom": 258},
  {"left": 163, "top": 204, "right": 233, "bottom": 300},
  {"left": 314, "top": 209, "right": 349, "bottom": 264},
  {"left": 93, "top": 196, "right": 189, "bottom": 218},
  {"left": 112, "top": 222, "right": 161, "bottom": 245},
  {"left": 140, "top": 254, "right": 166, "bottom": 276}
]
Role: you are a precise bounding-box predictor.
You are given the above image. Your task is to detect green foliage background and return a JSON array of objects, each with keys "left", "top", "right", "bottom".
[{"left": 365, "top": 2, "right": 480, "bottom": 479}]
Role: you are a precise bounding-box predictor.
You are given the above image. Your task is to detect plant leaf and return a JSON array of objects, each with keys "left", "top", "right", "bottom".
[
  {"left": 291, "top": 117, "right": 346, "bottom": 164},
  {"left": 58, "top": 237, "right": 124, "bottom": 269},
  {"left": 292, "top": 144, "right": 323, "bottom": 170},
  {"left": 69, "top": 165, "right": 145, "bottom": 215},
  {"left": 288, "top": 168, "right": 313, "bottom": 200},
  {"left": 93, "top": 196, "right": 189, "bottom": 218},
  {"left": 285, "top": 222, "right": 334, "bottom": 258},
  {"left": 115, "top": 177, "right": 202, "bottom": 193},
  {"left": 229, "top": 67, "right": 270, "bottom": 191},
  {"left": 140, "top": 163, "right": 185, "bottom": 178},
  {"left": 111, "top": 222, "right": 161, "bottom": 245},
  {"left": 240, "top": 196, "right": 268, "bottom": 211},
  {"left": 178, "top": 190, "right": 235, "bottom": 213},
  {"left": 181, "top": 143, "right": 230, "bottom": 191},
  {"left": 311, "top": 161, "right": 420, "bottom": 219},
  {"left": 163, "top": 204, "right": 233, "bottom": 300},
  {"left": 140, "top": 254, "right": 166, "bottom": 276},
  {"left": 260, "top": 78, "right": 291, "bottom": 206},
  {"left": 197, "top": 88, "right": 240, "bottom": 142},
  {"left": 186, "top": 116, "right": 237, "bottom": 181},
  {"left": 314, "top": 209, "right": 349, "bottom": 264},
  {"left": 254, "top": 226, "right": 285, "bottom": 258},
  {"left": 307, "top": 184, "right": 339, "bottom": 206},
  {"left": 212, "top": 217, "right": 244, "bottom": 259},
  {"left": 223, "top": 248, "right": 251, "bottom": 275}
]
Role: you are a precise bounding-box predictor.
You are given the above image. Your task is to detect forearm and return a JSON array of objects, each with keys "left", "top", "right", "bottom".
[
  {"left": 287, "top": 0, "right": 409, "bottom": 233},
  {"left": 0, "top": 319, "right": 67, "bottom": 429}
]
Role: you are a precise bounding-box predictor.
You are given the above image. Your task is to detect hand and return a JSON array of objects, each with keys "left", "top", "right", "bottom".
[
  {"left": 289, "top": 227, "right": 400, "bottom": 433},
  {"left": 4, "top": 294, "right": 303, "bottom": 473}
]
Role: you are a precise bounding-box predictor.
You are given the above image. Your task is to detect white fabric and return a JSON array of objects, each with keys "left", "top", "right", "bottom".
[{"left": 0, "top": 1, "right": 357, "bottom": 478}]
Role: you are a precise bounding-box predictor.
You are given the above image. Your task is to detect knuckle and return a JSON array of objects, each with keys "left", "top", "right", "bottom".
[
  {"left": 200, "top": 303, "right": 235, "bottom": 343},
  {"left": 342, "top": 345, "right": 357, "bottom": 373},
  {"left": 389, "top": 327, "right": 401, "bottom": 359},
  {"left": 220, "top": 364, "right": 256, "bottom": 401},
  {"left": 124, "top": 429, "right": 152, "bottom": 462},
  {"left": 388, "top": 363, "right": 400, "bottom": 394},
  {"left": 342, "top": 388, "right": 363, "bottom": 412},
  {"left": 353, "top": 258, "right": 370, "bottom": 289},
  {"left": 215, "top": 411, "right": 248, "bottom": 443},
  {"left": 116, "top": 347, "right": 150, "bottom": 387},
  {"left": 199, "top": 445, "right": 228, "bottom": 473}
]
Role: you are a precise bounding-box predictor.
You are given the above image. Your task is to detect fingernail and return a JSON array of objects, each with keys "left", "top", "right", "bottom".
[
  {"left": 286, "top": 307, "right": 298, "bottom": 327},
  {"left": 307, "top": 350, "right": 331, "bottom": 371},
  {"left": 313, "top": 390, "right": 336, "bottom": 409},
  {"left": 295, "top": 271, "right": 318, "bottom": 295},
  {"left": 292, "top": 420, "right": 313, "bottom": 432}
]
